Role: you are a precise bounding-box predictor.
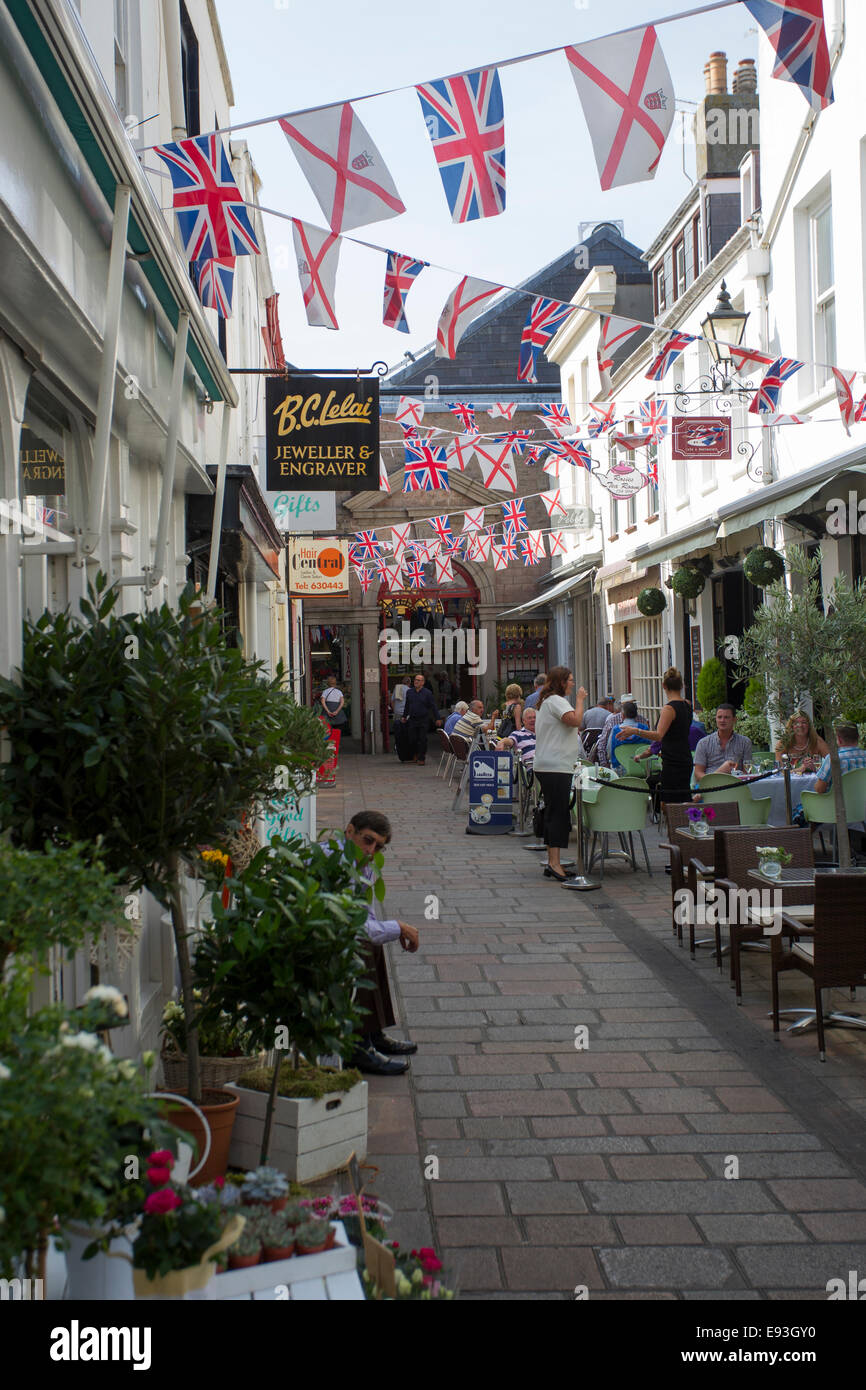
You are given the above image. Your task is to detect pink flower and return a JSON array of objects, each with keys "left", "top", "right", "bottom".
[
  {"left": 214, "top": 1177, "right": 225, "bottom": 1189},
  {"left": 146, "top": 1166, "right": 171, "bottom": 1186},
  {"left": 421, "top": 1254, "right": 443, "bottom": 1272},
  {"left": 144, "top": 1189, "right": 182, "bottom": 1215},
  {"left": 148, "top": 1149, "right": 174, "bottom": 1167}
]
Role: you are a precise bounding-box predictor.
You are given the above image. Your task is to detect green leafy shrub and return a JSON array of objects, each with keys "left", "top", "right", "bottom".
[
  {"left": 736, "top": 676, "right": 771, "bottom": 749},
  {"left": 670, "top": 566, "right": 706, "bottom": 599},
  {"left": 696, "top": 658, "right": 727, "bottom": 718},
  {"left": 744, "top": 546, "right": 785, "bottom": 588},
  {"left": 636, "top": 588, "right": 667, "bottom": 617}
]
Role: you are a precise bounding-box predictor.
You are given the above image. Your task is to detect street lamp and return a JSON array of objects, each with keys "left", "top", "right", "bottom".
[{"left": 701, "top": 280, "right": 750, "bottom": 384}]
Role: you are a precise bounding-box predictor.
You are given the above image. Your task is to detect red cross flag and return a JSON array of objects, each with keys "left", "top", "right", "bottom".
[
  {"left": 390, "top": 522, "right": 413, "bottom": 557},
  {"left": 445, "top": 433, "right": 479, "bottom": 472},
  {"left": 379, "top": 456, "right": 391, "bottom": 492},
  {"left": 474, "top": 437, "right": 519, "bottom": 492},
  {"left": 597, "top": 315, "right": 643, "bottom": 396},
  {"left": 462, "top": 506, "right": 486, "bottom": 533},
  {"left": 540, "top": 489, "right": 567, "bottom": 520},
  {"left": 435, "top": 554, "right": 454, "bottom": 584},
  {"left": 832, "top": 368, "right": 858, "bottom": 436},
  {"left": 395, "top": 397, "right": 425, "bottom": 429},
  {"left": 491, "top": 543, "right": 509, "bottom": 571},
  {"left": 436, "top": 276, "right": 502, "bottom": 358},
  {"left": 353, "top": 566, "right": 374, "bottom": 592},
  {"left": 279, "top": 105, "right": 405, "bottom": 233},
  {"left": 565, "top": 27, "right": 675, "bottom": 191},
  {"left": 488, "top": 401, "right": 518, "bottom": 419},
  {"left": 548, "top": 530, "right": 567, "bottom": 557},
  {"left": 291, "top": 219, "right": 340, "bottom": 329}
]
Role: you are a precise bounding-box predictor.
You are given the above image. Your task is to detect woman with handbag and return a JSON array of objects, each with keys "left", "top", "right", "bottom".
[
  {"left": 498, "top": 683, "right": 525, "bottom": 739},
  {"left": 534, "top": 667, "right": 587, "bottom": 882},
  {"left": 320, "top": 674, "right": 348, "bottom": 730}
]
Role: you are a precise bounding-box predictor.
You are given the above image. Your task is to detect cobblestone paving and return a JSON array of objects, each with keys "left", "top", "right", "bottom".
[{"left": 317, "top": 752, "right": 866, "bottom": 1300}]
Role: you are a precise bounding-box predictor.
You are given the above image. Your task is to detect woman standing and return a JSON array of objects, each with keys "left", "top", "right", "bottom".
[
  {"left": 534, "top": 667, "right": 587, "bottom": 882},
  {"left": 620, "top": 667, "right": 692, "bottom": 805},
  {"left": 320, "top": 674, "right": 347, "bottom": 730},
  {"left": 498, "top": 683, "right": 525, "bottom": 737},
  {"left": 774, "top": 710, "right": 829, "bottom": 774}
]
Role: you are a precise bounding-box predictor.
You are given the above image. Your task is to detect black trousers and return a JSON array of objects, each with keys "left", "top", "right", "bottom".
[
  {"left": 406, "top": 718, "right": 429, "bottom": 760},
  {"left": 535, "top": 771, "right": 573, "bottom": 850},
  {"left": 658, "top": 756, "right": 694, "bottom": 806},
  {"left": 355, "top": 940, "right": 397, "bottom": 1037}
]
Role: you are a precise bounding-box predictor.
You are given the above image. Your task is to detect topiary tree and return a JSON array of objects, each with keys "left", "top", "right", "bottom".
[
  {"left": 637, "top": 588, "right": 667, "bottom": 617},
  {"left": 736, "top": 676, "right": 771, "bottom": 750},
  {"left": 0, "top": 576, "right": 328, "bottom": 1104},
  {"left": 743, "top": 546, "right": 786, "bottom": 588},
  {"left": 670, "top": 565, "right": 706, "bottom": 599},
  {"left": 696, "top": 657, "right": 727, "bottom": 720},
  {"left": 737, "top": 547, "right": 866, "bottom": 866}
]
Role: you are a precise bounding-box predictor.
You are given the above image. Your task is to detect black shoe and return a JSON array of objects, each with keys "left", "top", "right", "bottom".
[
  {"left": 371, "top": 1032, "right": 418, "bottom": 1056},
  {"left": 350, "top": 1043, "right": 409, "bottom": 1076},
  {"left": 543, "top": 866, "right": 571, "bottom": 883}
]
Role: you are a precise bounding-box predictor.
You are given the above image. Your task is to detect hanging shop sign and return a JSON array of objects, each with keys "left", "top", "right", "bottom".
[
  {"left": 266, "top": 488, "right": 337, "bottom": 532},
  {"left": 266, "top": 376, "right": 379, "bottom": 491},
  {"left": 288, "top": 537, "right": 350, "bottom": 596},
  {"left": 671, "top": 416, "right": 731, "bottom": 461}
]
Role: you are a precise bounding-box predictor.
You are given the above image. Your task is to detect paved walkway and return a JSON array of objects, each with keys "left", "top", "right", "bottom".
[{"left": 317, "top": 752, "right": 866, "bottom": 1300}]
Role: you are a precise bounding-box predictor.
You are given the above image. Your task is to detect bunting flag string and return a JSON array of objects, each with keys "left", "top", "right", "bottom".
[{"left": 291, "top": 218, "right": 340, "bottom": 328}]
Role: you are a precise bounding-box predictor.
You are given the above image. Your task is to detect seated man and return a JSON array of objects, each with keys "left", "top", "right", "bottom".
[
  {"left": 813, "top": 722, "right": 866, "bottom": 794},
  {"left": 608, "top": 701, "right": 649, "bottom": 769},
  {"left": 342, "top": 811, "right": 421, "bottom": 1076},
  {"left": 444, "top": 700, "right": 469, "bottom": 735},
  {"left": 496, "top": 704, "right": 536, "bottom": 772},
  {"left": 593, "top": 700, "right": 623, "bottom": 767},
  {"left": 451, "top": 698, "right": 497, "bottom": 744},
  {"left": 693, "top": 704, "right": 753, "bottom": 782}
]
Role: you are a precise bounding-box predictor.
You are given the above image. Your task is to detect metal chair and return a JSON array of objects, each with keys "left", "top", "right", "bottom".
[
  {"left": 698, "top": 773, "right": 772, "bottom": 826},
  {"left": 801, "top": 767, "right": 866, "bottom": 860},
  {"left": 584, "top": 778, "right": 652, "bottom": 877},
  {"left": 660, "top": 802, "right": 740, "bottom": 947},
  {"left": 771, "top": 873, "right": 866, "bottom": 1060},
  {"left": 713, "top": 828, "right": 814, "bottom": 997},
  {"left": 448, "top": 733, "right": 472, "bottom": 807},
  {"left": 435, "top": 728, "right": 455, "bottom": 781}
]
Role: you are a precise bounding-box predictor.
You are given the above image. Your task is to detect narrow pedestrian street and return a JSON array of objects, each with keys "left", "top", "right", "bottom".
[{"left": 319, "top": 754, "right": 866, "bottom": 1300}]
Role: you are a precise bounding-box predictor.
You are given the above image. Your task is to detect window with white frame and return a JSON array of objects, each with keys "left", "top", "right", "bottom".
[
  {"left": 811, "top": 201, "right": 835, "bottom": 387},
  {"left": 631, "top": 617, "right": 664, "bottom": 725},
  {"left": 114, "top": 0, "right": 129, "bottom": 120}
]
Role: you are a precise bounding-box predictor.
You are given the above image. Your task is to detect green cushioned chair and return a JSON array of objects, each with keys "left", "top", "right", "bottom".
[
  {"left": 583, "top": 777, "right": 652, "bottom": 877},
  {"left": 801, "top": 767, "right": 866, "bottom": 858},
  {"left": 697, "top": 773, "right": 772, "bottom": 826}
]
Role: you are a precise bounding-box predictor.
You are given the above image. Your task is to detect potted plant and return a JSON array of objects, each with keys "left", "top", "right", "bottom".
[
  {"left": 294, "top": 1219, "right": 333, "bottom": 1256},
  {"left": 239, "top": 1166, "right": 289, "bottom": 1212},
  {"left": 0, "top": 577, "right": 329, "bottom": 1117},
  {"left": 160, "top": 993, "right": 261, "bottom": 1092},
  {"left": 686, "top": 805, "right": 716, "bottom": 838},
  {"left": 258, "top": 1215, "right": 296, "bottom": 1262},
  {"left": 697, "top": 657, "right": 728, "bottom": 722},
  {"left": 755, "top": 845, "right": 793, "bottom": 880},
  {"left": 362, "top": 1245, "right": 455, "bottom": 1301},
  {"left": 194, "top": 836, "right": 370, "bottom": 1177},
  {"left": 130, "top": 1157, "right": 243, "bottom": 1296},
  {"left": 227, "top": 1224, "right": 262, "bottom": 1271}
]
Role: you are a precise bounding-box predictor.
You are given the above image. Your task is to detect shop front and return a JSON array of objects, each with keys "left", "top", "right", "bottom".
[{"left": 496, "top": 620, "right": 548, "bottom": 695}]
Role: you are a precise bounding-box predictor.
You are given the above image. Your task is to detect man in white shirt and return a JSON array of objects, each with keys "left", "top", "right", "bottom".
[{"left": 342, "top": 811, "right": 420, "bottom": 1076}]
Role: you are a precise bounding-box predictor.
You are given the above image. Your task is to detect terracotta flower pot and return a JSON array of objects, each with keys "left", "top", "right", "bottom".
[
  {"left": 158, "top": 1088, "right": 239, "bottom": 1187},
  {"left": 228, "top": 1251, "right": 261, "bottom": 1270},
  {"left": 262, "top": 1243, "right": 295, "bottom": 1262},
  {"left": 241, "top": 1195, "right": 287, "bottom": 1215}
]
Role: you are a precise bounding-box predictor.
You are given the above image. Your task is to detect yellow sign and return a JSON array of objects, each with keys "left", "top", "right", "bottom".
[{"left": 288, "top": 537, "right": 350, "bottom": 596}]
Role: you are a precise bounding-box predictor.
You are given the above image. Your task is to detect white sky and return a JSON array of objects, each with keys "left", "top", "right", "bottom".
[{"left": 213, "top": 0, "right": 760, "bottom": 371}]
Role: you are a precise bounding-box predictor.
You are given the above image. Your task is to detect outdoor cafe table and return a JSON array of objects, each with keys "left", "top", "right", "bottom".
[{"left": 743, "top": 773, "right": 817, "bottom": 826}]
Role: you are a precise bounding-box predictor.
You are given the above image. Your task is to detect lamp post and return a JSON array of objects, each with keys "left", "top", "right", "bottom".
[{"left": 700, "top": 280, "right": 750, "bottom": 391}]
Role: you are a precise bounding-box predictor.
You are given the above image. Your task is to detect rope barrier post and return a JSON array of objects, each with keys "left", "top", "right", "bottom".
[
  {"left": 562, "top": 769, "right": 601, "bottom": 892},
  {"left": 782, "top": 754, "right": 793, "bottom": 825}
]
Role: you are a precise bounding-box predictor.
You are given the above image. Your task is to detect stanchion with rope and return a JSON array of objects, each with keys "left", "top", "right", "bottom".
[{"left": 561, "top": 773, "right": 601, "bottom": 892}]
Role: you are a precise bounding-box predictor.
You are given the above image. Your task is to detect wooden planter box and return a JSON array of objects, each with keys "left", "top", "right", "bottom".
[
  {"left": 225, "top": 1080, "right": 368, "bottom": 1182},
  {"left": 185, "top": 1223, "right": 364, "bottom": 1302}
]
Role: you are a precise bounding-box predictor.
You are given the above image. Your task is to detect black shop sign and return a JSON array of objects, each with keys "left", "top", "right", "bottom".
[{"left": 266, "top": 376, "right": 379, "bottom": 492}]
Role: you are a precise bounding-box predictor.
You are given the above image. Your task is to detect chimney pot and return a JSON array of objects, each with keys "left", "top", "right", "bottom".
[
  {"left": 733, "top": 57, "right": 757, "bottom": 95},
  {"left": 707, "top": 51, "right": 728, "bottom": 95}
]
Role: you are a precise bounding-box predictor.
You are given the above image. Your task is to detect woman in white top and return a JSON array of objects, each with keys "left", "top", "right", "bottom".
[
  {"left": 320, "top": 675, "right": 347, "bottom": 728},
  {"left": 534, "top": 666, "right": 587, "bottom": 882}
]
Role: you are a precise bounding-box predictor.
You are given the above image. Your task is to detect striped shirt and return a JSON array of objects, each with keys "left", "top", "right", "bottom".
[{"left": 815, "top": 745, "right": 866, "bottom": 790}]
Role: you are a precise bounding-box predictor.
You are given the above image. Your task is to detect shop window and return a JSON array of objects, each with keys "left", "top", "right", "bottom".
[{"left": 811, "top": 201, "right": 835, "bottom": 389}]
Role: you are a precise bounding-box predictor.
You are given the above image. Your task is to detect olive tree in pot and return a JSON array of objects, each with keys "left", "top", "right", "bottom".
[
  {"left": 737, "top": 547, "right": 866, "bottom": 867},
  {"left": 0, "top": 577, "right": 328, "bottom": 1108},
  {"left": 193, "top": 835, "right": 370, "bottom": 1170}
]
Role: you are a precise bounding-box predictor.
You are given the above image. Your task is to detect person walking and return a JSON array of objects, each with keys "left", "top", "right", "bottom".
[
  {"left": 616, "top": 667, "right": 693, "bottom": 805},
  {"left": 534, "top": 666, "right": 588, "bottom": 882},
  {"left": 401, "top": 672, "right": 440, "bottom": 765}
]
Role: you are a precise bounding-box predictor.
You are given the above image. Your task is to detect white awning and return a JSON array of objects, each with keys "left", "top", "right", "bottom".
[
  {"left": 716, "top": 457, "right": 866, "bottom": 538},
  {"left": 496, "top": 563, "right": 599, "bottom": 619}
]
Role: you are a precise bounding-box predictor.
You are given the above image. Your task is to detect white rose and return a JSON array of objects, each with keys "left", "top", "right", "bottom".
[
  {"left": 84, "top": 985, "right": 128, "bottom": 1017},
  {"left": 0, "top": 1063, "right": 10, "bottom": 1081}
]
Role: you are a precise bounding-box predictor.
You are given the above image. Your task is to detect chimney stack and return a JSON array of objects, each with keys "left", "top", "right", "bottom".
[
  {"left": 706, "top": 52, "right": 728, "bottom": 95},
  {"left": 732, "top": 58, "right": 757, "bottom": 95}
]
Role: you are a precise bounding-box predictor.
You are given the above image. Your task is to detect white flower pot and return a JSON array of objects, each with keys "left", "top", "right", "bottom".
[
  {"left": 226, "top": 1080, "right": 367, "bottom": 1182},
  {"left": 63, "top": 1225, "right": 136, "bottom": 1301}
]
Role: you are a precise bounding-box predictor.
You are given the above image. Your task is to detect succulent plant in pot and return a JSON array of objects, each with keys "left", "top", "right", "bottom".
[
  {"left": 240, "top": 1165, "right": 289, "bottom": 1211},
  {"left": 294, "top": 1219, "right": 332, "bottom": 1256},
  {"left": 227, "top": 1223, "right": 262, "bottom": 1270},
  {"left": 258, "top": 1214, "right": 296, "bottom": 1261}
]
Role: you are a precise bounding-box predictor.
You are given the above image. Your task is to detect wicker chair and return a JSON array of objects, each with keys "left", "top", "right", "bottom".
[
  {"left": 660, "top": 801, "right": 740, "bottom": 946},
  {"left": 771, "top": 874, "right": 866, "bottom": 1061},
  {"left": 714, "top": 827, "right": 814, "bottom": 1000}
]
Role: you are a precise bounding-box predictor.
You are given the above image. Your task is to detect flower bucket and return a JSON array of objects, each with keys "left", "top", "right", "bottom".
[
  {"left": 63, "top": 1224, "right": 137, "bottom": 1301},
  {"left": 131, "top": 1214, "right": 244, "bottom": 1298}
]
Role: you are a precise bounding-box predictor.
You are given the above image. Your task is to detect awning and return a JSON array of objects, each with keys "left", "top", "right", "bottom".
[
  {"left": 627, "top": 521, "right": 718, "bottom": 567},
  {"left": 496, "top": 562, "right": 599, "bottom": 619},
  {"left": 716, "top": 455, "right": 866, "bottom": 539}
]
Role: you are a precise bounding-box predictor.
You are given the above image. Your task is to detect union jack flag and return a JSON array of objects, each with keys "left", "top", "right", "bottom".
[
  {"left": 352, "top": 530, "right": 382, "bottom": 560},
  {"left": 548, "top": 530, "right": 567, "bottom": 557},
  {"left": 373, "top": 556, "right": 391, "bottom": 576},
  {"left": 638, "top": 397, "right": 669, "bottom": 438},
  {"left": 546, "top": 438, "right": 593, "bottom": 470},
  {"left": 153, "top": 134, "right": 261, "bottom": 262},
  {"left": 417, "top": 68, "right": 506, "bottom": 222},
  {"left": 520, "top": 536, "right": 542, "bottom": 566},
  {"left": 488, "top": 401, "right": 518, "bottom": 419},
  {"left": 748, "top": 357, "right": 804, "bottom": 414},
  {"left": 501, "top": 498, "right": 528, "bottom": 536},
  {"left": 643, "top": 454, "right": 659, "bottom": 486},
  {"left": 195, "top": 255, "right": 235, "bottom": 317},
  {"left": 525, "top": 445, "right": 546, "bottom": 463},
  {"left": 597, "top": 316, "right": 643, "bottom": 396},
  {"left": 498, "top": 531, "right": 519, "bottom": 562},
  {"left": 395, "top": 397, "right": 425, "bottom": 429},
  {"left": 435, "top": 554, "right": 454, "bottom": 584},
  {"left": 462, "top": 506, "right": 486, "bottom": 533},
  {"left": 427, "top": 515, "right": 453, "bottom": 544},
  {"left": 518, "top": 297, "right": 576, "bottom": 383},
  {"left": 352, "top": 566, "right": 374, "bottom": 592},
  {"left": 383, "top": 252, "right": 427, "bottom": 333},
  {"left": 403, "top": 438, "right": 450, "bottom": 491},
  {"left": 536, "top": 402, "right": 573, "bottom": 434},
  {"left": 404, "top": 560, "right": 426, "bottom": 589},
  {"left": 448, "top": 401, "right": 477, "bottom": 430},
  {"left": 646, "top": 331, "right": 694, "bottom": 381},
  {"left": 744, "top": 1, "right": 833, "bottom": 109},
  {"left": 445, "top": 433, "right": 479, "bottom": 471},
  {"left": 588, "top": 403, "right": 617, "bottom": 437},
  {"left": 444, "top": 534, "right": 465, "bottom": 555}
]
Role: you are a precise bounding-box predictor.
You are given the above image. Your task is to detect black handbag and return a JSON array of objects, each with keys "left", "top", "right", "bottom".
[{"left": 532, "top": 798, "right": 545, "bottom": 838}]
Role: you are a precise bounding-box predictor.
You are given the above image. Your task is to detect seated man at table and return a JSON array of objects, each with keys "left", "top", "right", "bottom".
[
  {"left": 694, "top": 704, "right": 753, "bottom": 782},
  {"left": 451, "top": 698, "right": 498, "bottom": 745},
  {"left": 609, "top": 701, "right": 650, "bottom": 770},
  {"left": 813, "top": 723, "right": 866, "bottom": 794},
  {"left": 444, "top": 701, "right": 469, "bottom": 735},
  {"left": 593, "top": 700, "right": 623, "bottom": 767},
  {"left": 497, "top": 705, "right": 536, "bottom": 771}
]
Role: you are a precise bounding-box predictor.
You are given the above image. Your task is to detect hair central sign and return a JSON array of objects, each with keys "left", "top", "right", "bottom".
[{"left": 266, "top": 376, "right": 379, "bottom": 491}]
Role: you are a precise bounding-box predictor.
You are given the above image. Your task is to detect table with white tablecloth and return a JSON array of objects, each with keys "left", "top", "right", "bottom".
[{"left": 746, "top": 773, "right": 817, "bottom": 826}]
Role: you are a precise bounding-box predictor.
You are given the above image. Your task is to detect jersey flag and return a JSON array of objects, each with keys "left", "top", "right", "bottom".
[
  {"left": 279, "top": 104, "right": 405, "bottom": 232},
  {"left": 436, "top": 276, "right": 502, "bottom": 358},
  {"left": 291, "top": 219, "right": 340, "bottom": 329},
  {"left": 565, "top": 26, "right": 675, "bottom": 191},
  {"left": 417, "top": 67, "right": 506, "bottom": 222}
]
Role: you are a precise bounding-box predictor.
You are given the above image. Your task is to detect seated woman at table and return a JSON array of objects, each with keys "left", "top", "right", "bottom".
[
  {"left": 774, "top": 710, "right": 829, "bottom": 775},
  {"left": 614, "top": 668, "right": 694, "bottom": 805}
]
